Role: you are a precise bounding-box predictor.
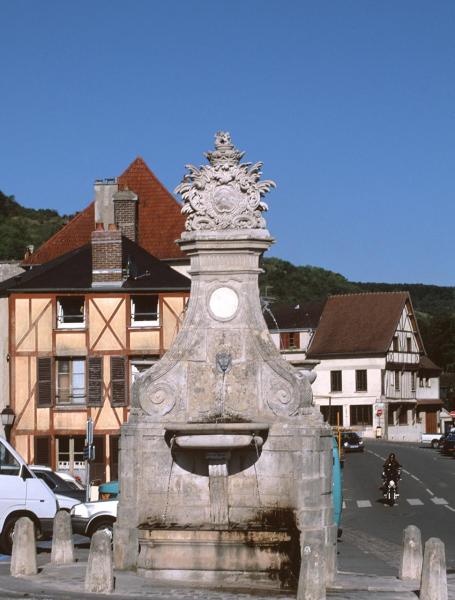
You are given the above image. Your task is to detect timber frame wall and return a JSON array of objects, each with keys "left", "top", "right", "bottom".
[{"left": 9, "top": 290, "right": 188, "bottom": 480}]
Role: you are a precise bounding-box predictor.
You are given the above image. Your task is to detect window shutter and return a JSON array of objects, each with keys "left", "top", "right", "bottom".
[
  {"left": 35, "top": 437, "right": 51, "bottom": 466},
  {"left": 87, "top": 357, "right": 103, "bottom": 406},
  {"left": 110, "top": 356, "right": 127, "bottom": 406},
  {"left": 37, "top": 357, "right": 53, "bottom": 407}
]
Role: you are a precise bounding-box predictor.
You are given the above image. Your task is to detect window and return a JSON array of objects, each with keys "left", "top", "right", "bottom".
[
  {"left": 388, "top": 407, "right": 395, "bottom": 426},
  {"left": 320, "top": 405, "right": 343, "bottom": 426},
  {"left": 411, "top": 372, "right": 417, "bottom": 392},
  {"left": 330, "top": 371, "right": 342, "bottom": 392},
  {"left": 425, "top": 378, "right": 431, "bottom": 388},
  {"left": 56, "top": 359, "right": 86, "bottom": 405},
  {"left": 131, "top": 357, "right": 158, "bottom": 384},
  {"left": 131, "top": 295, "right": 159, "bottom": 327},
  {"left": 419, "top": 377, "right": 424, "bottom": 388},
  {"left": 279, "top": 332, "right": 300, "bottom": 350},
  {"left": 57, "top": 297, "right": 85, "bottom": 329},
  {"left": 350, "top": 405, "right": 372, "bottom": 426},
  {"left": 355, "top": 370, "right": 368, "bottom": 392},
  {"left": 110, "top": 436, "right": 119, "bottom": 481},
  {"left": 406, "top": 337, "right": 412, "bottom": 352},
  {"left": 57, "top": 435, "right": 85, "bottom": 472},
  {"left": 392, "top": 336, "right": 399, "bottom": 352},
  {"left": 394, "top": 371, "right": 400, "bottom": 391},
  {"left": 0, "top": 443, "right": 21, "bottom": 476},
  {"left": 398, "top": 404, "right": 409, "bottom": 425},
  {"left": 35, "top": 437, "right": 51, "bottom": 466}
]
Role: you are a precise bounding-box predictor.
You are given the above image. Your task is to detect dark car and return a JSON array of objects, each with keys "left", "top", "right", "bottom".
[
  {"left": 30, "top": 466, "right": 86, "bottom": 502},
  {"left": 442, "top": 433, "right": 455, "bottom": 455},
  {"left": 341, "top": 432, "right": 364, "bottom": 452}
]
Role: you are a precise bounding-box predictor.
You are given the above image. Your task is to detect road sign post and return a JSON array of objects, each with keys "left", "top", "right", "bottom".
[{"left": 85, "top": 418, "right": 94, "bottom": 502}]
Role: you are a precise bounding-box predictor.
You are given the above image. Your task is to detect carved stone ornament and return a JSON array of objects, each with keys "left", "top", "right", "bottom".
[
  {"left": 175, "top": 131, "right": 276, "bottom": 231},
  {"left": 140, "top": 382, "right": 177, "bottom": 417}
]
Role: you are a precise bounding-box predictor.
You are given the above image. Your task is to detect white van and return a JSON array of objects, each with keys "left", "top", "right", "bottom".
[{"left": 0, "top": 437, "right": 57, "bottom": 553}]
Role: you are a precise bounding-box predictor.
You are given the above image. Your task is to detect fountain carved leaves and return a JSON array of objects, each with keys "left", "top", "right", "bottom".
[{"left": 175, "top": 132, "right": 276, "bottom": 231}]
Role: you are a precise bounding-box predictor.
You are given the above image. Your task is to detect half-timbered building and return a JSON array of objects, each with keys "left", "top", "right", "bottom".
[
  {"left": 307, "top": 292, "right": 442, "bottom": 440},
  {"left": 1, "top": 229, "right": 189, "bottom": 482}
]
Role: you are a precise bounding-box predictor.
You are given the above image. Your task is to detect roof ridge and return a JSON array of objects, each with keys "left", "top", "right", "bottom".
[
  {"left": 328, "top": 291, "right": 409, "bottom": 298},
  {"left": 119, "top": 157, "right": 183, "bottom": 211}
]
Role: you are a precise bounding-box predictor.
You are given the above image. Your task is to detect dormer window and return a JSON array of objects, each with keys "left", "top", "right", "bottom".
[
  {"left": 56, "top": 297, "right": 85, "bottom": 329},
  {"left": 131, "top": 295, "right": 159, "bottom": 327}
]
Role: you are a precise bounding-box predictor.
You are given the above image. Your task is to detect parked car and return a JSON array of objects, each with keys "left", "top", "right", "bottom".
[
  {"left": 420, "top": 433, "right": 444, "bottom": 449},
  {"left": 0, "top": 439, "right": 57, "bottom": 553},
  {"left": 57, "top": 471, "right": 85, "bottom": 490},
  {"left": 341, "top": 431, "right": 364, "bottom": 452},
  {"left": 441, "top": 433, "right": 455, "bottom": 455},
  {"left": 29, "top": 465, "right": 86, "bottom": 510},
  {"left": 70, "top": 499, "right": 118, "bottom": 538}
]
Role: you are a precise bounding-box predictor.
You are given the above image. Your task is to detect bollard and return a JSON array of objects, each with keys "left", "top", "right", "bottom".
[
  {"left": 420, "top": 537, "right": 448, "bottom": 600},
  {"left": 51, "top": 510, "right": 74, "bottom": 565},
  {"left": 297, "top": 531, "right": 326, "bottom": 600},
  {"left": 85, "top": 530, "right": 114, "bottom": 593},
  {"left": 399, "top": 525, "right": 422, "bottom": 580},
  {"left": 10, "top": 517, "right": 38, "bottom": 577}
]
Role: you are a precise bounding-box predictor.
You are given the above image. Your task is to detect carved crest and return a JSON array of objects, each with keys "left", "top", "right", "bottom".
[{"left": 175, "top": 132, "right": 276, "bottom": 231}]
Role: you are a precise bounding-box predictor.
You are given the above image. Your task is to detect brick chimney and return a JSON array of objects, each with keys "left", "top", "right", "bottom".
[
  {"left": 113, "top": 189, "right": 138, "bottom": 242},
  {"left": 91, "top": 223, "right": 123, "bottom": 287}
]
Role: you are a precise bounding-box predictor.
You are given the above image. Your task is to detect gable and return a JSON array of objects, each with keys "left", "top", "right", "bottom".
[{"left": 23, "top": 157, "right": 186, "bottom": 266}]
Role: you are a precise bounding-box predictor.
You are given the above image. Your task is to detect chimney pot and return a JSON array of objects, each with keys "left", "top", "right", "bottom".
[
  {"left": 95, "top": 222, "right": 104, "bottom": 231},
  {"left": 108, "top": 223, "right": 118, "bottom": 231}
]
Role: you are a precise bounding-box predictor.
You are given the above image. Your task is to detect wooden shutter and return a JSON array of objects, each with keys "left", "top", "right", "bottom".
[
  {"left": 87, "top": 357, "right": 103, "bottom": 406},
  {"left": 110, "top": 356, "right": 127, "bottom": 406},
  {"left": 35, "top": 437, "right": 51, "bottom": 466},
  {"left": 37, "top": 357, "right": 53, "bottom": 407}
]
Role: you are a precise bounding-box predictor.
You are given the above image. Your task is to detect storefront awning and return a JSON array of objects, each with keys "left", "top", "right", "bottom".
[{"left": 416, "top": 399, "right": 444, "bottom": 406}]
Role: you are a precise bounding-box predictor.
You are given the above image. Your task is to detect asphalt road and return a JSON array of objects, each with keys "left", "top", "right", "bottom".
[{"left": 339, "top": 438, "right": 455, "bottom": 575}]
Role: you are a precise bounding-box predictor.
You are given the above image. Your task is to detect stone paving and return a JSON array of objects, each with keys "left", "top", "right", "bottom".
[{"left": 0, "top": 546, "right": 451, "bottom": 599}]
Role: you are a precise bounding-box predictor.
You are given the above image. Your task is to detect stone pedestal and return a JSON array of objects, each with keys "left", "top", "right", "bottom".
[{"left": 114, "top": 133, "right": 336, "bottom": 594}]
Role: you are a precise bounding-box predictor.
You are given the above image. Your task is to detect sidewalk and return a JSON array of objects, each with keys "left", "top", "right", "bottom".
[{"left": 0, "top": 554, "right": 453, "bottom": 600}]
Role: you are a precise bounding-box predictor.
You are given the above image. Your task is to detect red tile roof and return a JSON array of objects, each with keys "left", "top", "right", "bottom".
[
  {"left": 23, "top": 157, "right": 186, "bottom": 265},
  {"left": 307, "top": 292, "right": 414, "bottom": 357}
]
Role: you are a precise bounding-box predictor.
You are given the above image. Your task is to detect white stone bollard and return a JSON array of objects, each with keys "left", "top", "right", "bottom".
[
  {"left": 297, "top": 531, "right": 326, "bottom": 600},
  {"left": 85, "top": 530, "right": 114, "bottom": 593},
  {"left": 399, "top": 525, "right": 422, "bottom": 580},
  {"left": 51, "top": 510, "right": 74, "bottom": 565},
  {"left": 420, "top": 537, "right": 448, "bottom": 600},
  {"left": 10, "top": 517, "right": 38, "bottom": 577}
]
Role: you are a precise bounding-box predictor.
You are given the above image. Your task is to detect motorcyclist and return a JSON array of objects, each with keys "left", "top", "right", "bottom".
[{"left": 382, "top": 452, "right": 401, "bottom": 495}]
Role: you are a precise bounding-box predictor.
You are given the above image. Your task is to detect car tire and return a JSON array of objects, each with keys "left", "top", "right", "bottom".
[
  {"left": 431, "top": 440, "right": 439, "bottom": 449},
  {"left": 90, "top": 519, "right": 115, "bottom": 539},
  {"left": 0, "top": 515, "right": 40, "bottom": 555}
]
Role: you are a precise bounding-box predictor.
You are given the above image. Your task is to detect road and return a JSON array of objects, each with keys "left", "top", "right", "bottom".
[{"left": 339, "top": 438, "right": 455, "bottom": 575}]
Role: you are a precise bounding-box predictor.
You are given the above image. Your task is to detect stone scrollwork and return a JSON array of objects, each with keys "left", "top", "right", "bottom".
[
  {"left": 266, "top": 380, "right": 301, "bottom": 417},
  {"left": 175, "top": 131, "right": 276, "bottom": 231},
  {"left": 140, "top": 382, "right": 177, "bottom": 417}
]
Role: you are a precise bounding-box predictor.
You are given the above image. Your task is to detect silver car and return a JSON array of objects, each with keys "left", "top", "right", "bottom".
[{"left": 70, "top": 499, "right": 118, "bottom": 538}]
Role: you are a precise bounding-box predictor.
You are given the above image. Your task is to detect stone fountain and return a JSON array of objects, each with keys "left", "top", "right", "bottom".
[{"left": 114, "top": 133, "right": 336, "bottom": 597}]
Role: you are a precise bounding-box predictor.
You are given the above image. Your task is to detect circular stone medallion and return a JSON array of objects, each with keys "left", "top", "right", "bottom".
[{"left": 209, "top": 287, "right": 239, "bottom": 321}]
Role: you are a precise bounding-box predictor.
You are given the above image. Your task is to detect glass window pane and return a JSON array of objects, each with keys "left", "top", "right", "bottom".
[{"left": 0, "top": 444, "right": 21, "bottom": 476}]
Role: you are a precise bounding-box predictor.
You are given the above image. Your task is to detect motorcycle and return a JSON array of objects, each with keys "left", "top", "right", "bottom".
[{"left": 382, "top": 469, "right": 400, "bottom": 506}]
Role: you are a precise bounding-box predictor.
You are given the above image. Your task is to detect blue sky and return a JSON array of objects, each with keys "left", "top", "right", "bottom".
[{"left": 1, "top": 1, "right": 454, "bottom": 285}]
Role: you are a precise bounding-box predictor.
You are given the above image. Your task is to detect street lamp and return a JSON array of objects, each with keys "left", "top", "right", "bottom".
[{"left": 1, "top": 407, "right": 15, "bottom": 444}]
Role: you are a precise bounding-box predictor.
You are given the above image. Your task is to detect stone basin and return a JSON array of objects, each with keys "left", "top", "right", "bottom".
[{"left": 164, "top": 422, "right": 269, "bottom": 450}]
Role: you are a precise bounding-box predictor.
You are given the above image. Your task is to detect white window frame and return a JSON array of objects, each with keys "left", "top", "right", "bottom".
[
  {"left": 130, "top": 295, "right": 159, "bottom": 328},
  {"left": 56, "top": 358, "right": 86, "bottom": 405},
  {"left": 131, "top": 358, "right": 158, "bottom": 384},
  {"left": 56, "top": 297, "right": 85, "bottom": 329}
]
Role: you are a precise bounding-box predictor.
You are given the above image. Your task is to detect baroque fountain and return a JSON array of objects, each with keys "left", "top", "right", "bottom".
[{"left": 114, "top": 133, "right": 336, "bottom": 597}]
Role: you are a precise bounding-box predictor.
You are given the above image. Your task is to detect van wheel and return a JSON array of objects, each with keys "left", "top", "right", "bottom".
[
  {"left": 1, "top": 516, "right": 19, "bottom": 555},
  {"left": 1, "top": 516, "right": 40, "bottom": 555},
  {"left": 431, "top": 439, "right": 439, "bottom": 449}
]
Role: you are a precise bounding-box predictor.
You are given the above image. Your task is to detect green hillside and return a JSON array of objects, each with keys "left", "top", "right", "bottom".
[
  {"left": 0, "top": 190, "right": 73, "bottom": 260},
  {"left": 260, "top": 257, "right": 455, "bottom": 370}
]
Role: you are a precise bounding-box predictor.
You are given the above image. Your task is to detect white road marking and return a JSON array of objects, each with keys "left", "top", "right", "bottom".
[
  {"left": 402, "top": 469, "right": 410, "bottom": 475},
  {"left": 426, "top": 488, "right": 435, "bottom": 496},
  {"left": 431, "top": 497, "right": 448, "bottom": 505},
  {"left": 407, "top": 498, "right": 424, "bottom": 506},
  {"left": 410, "top": 474, "right": 420, "bottom": 481},
  {"left": 342, "top": 501, "right": 346, "bottom": 509},
  {"left": 357, "top": 500, "right": 372, "bottom": 508},
  {"left": 443, "top": 505, "right": 455, "bottom": 513}
]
